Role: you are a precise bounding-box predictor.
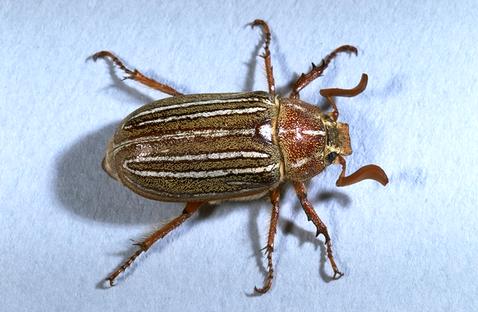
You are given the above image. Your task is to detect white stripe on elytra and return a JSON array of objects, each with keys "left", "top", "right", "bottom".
[
  {"left": 125, "top": 163, "right": 279, "bottom": 178},
  {"left": 124, "top": 107, "right": 267, "bottom": 128},
  {"left": 125, "top": 151, "right": 270, "bottom": 163},
  {"left": 130, "top": 96, "right": 273, "bottom": 119},
  {"left": 258, "top": 123, "right": 272, "bottom": 142},
  {"left": 123, "top": 174, "right": 265, "bottom": 198},
  {"left": 113, "top": 128, "right": 257, "bottom": 155}
]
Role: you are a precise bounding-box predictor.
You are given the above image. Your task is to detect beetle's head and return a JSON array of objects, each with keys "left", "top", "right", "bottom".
[{"left": 324, "top": 121, "right": 352, "bottom": 165}]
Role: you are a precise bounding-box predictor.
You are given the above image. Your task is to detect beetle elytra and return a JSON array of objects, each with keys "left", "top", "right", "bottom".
[{"left": 92, "top": 19, "right": 388, "bottom": 293}]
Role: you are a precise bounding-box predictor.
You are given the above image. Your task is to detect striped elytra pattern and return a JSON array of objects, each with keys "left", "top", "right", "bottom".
[{"left": 106, "top": 92, "right": 283, "bottom": 201}]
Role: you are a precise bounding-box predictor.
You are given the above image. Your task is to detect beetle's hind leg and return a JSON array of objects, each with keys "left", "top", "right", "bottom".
[
  {"left": 106, "top": 201, "right": 203, "bottom": 286},
  {"left": 290, "top": 45, "right": 358, "bottom": 99},
  {"left": 250, "top": 19, "right": 276, "bottom": 96},
  {"left": 254, "top": 189, "right": 280, "bottom": 294},
  {"left": 91, "top": 51, "right": 183, "bottom": 96}
]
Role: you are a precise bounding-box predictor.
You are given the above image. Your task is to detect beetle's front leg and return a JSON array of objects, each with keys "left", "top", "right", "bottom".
[
  {"left": 293, "top": 181, "right": 343, "bottom": 279},
  {"left": 254, "top": 188, "right": 280, "bottom": 294},
  {"left": 250, "top": 19, "right": 276, "bottom": 96},
  {"left": 290, "top": 45, "right": 358, "bottom": 99},
  {"left": 91, "top": 51, "right": 183, "bottom": 96},
  {"left": 106, "top": 201, "right": 204, "bottom": 286}
]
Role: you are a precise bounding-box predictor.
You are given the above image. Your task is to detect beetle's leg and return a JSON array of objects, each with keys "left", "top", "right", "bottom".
[
  {"left": 293, "top": 181, "right": 343, "bottom": 279},
  {"left": 91, "top": 51, "right": 183, "bottom": 96},
  {"left": 320, "top": 73, "right": 368, "bottom": 120},
  {"left": 106, "top": 201, "right": 203, "bottom": 286},
  {"left": 290, "top": 45, "right": 358, "bottom": 99},
  {"left": 335, "top": 155, "right": 389, "bottom": 187},
  {"left": 250, "top": 19, "right": 276, "bottom": 96},
  {"left": 254, "top": 188, "right": 281, "bottom": 294}
]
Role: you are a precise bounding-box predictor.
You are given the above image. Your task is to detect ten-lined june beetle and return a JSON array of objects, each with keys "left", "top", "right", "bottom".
[{"left": 93, "top": 19, "right": 388, "bottom": 293}]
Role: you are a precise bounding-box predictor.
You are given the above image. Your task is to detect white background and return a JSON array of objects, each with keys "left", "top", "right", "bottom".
[{"left": 1, "top": 1, "right": 477, "bottom": 311}]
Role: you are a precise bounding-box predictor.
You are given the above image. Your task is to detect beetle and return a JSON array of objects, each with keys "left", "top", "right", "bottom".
[{"left": 92, "top": 19, "right": 388, "bottom": 293}]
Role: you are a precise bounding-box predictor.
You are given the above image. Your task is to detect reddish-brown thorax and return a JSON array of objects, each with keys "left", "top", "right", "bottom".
[{"left": 277, "top": 98, "right": 351, "bottom": 181}]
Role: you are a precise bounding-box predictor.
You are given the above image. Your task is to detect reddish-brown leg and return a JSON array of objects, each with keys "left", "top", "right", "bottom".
[
  {"left": 320, "top": 73, "right": 368, "bottom": 121},
  {"left": 335, "top": 155, "right": 389, "bottom": 187},
  {"left": 106, "top": 201, "right": 204, "bottom": 286},
  {"left": 290, "top": 45, "right": 358, "bottom": 99},
  {"left": 254, "top": 188, "right": 281, "bottom": 294},
  {"left": 251, "top": 19, "right": 276, "bottom": 96},
  {"left": 293, "top": 181, "right": 343, "bottom": 279},
  {"left": 91, "top": 51, "right": 183, "bottom": 96}
]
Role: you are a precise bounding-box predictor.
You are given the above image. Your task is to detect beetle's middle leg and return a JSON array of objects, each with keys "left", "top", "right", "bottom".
[
  {"left": 293, "top": 181, "right": 343, "bottom": 279},
  {"left": 106, "top": 201, "right": 204, "bottom": 286},
  {"left": 254, "top": 188, "right": 280, "bottom": 294},
  {"left": 290, "top": 45, "right": 358, "bottom": 99},
  {"left": 251, "top": 19, "right": 276, "bottom": 96},
  {"left": 92, "top": 51, "right": 183, "bottom": 96}
]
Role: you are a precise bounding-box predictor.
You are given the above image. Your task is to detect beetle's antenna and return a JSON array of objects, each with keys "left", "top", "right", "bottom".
[
  {"left": 335, "top": 155, "right": 389, "bottom": 186},
  {"left": 320, "top": 73, "right": 368, "bottom": 121}
]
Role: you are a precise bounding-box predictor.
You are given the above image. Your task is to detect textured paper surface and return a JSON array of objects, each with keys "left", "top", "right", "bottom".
[{"left": 1, "top": 1, "right": 477, "bottom": 311}]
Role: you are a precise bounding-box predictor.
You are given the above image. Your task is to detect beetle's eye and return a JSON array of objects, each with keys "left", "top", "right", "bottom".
[{"left": 326, "top": 152, "right": 338, "bottom": 163}]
